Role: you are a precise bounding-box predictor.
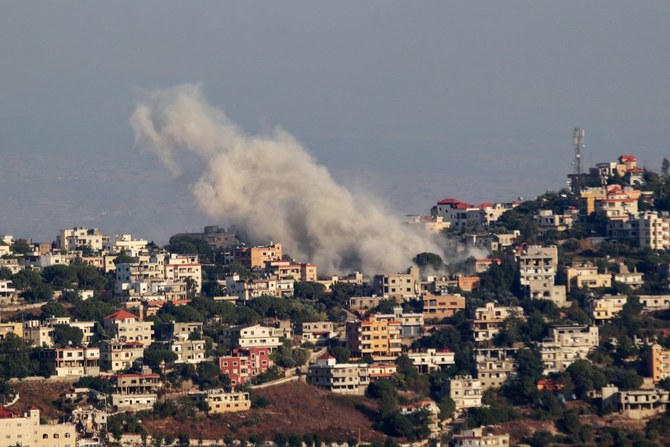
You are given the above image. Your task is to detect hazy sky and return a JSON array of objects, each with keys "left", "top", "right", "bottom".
[{"left": 1, "top": 2, "right": 669, "bottom": 243}]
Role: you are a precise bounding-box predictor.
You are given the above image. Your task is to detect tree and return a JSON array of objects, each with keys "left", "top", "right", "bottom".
[
  {"left": 21, "top": 282, "right": 54, "bottom": 303},
  {"left": 662, "top": 157, "right": 669, "bottom": 176},
  {"left": 143, "top": 350, "right": 178, "bottom": 372},
  {"left": 328, "top": 346, "right": 350, "bottom": 363},
  {"left": 0, "top": 267, "right": 12, "bottom": 280},
  {"left": 437, "top": 396, "right": 456, "bottom": 420},
  {"left": 40, "top": 302, "right": 70, "bottom": 318},
  {"left": 10, "top": 239, "right": 31, "bottom": 255},
  {"left": 42, "top": 265, "right": 77, "bottom": 288},
  {"left": 53, "top": 324, "right": 84, "bottom": 348},
  {"left": 413, "top": 252, "right": 445, "bottom": 271}
]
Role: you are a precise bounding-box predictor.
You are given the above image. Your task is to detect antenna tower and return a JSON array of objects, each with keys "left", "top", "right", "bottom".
[{"left": 572, "top": 128, "right": 585, "bottom": 193}]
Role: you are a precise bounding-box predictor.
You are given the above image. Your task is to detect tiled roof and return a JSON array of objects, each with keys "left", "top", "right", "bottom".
[{"left": 104, "top": 309, "right": 139, "bottom": 320}]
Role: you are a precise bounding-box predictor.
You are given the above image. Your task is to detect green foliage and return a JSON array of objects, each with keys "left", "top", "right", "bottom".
[
  {"left": 10, "top": 239, "right": 32, "bottom": 255},
  {"left": 167, "top": 235, "right": 213, "bottom": 262},
  {"left": 76, "top": 376, "right": 114, "bottom": 393},
  {"left": 525, "top": 430, "right": 554, "bottom": 447},
  {"left": 12, "top": 269, "right": 42, "bottom": 290},
  {"left": 294, "top": 282, "right": 326, "bottom": 300},
  {"left": 40, "top": 301, "right": 70, "bottom": 318},
  {"left": 70, "top": 297, "right": 116, "bottom": 324},
  {"left": 565, "top": 360, "right": 607, "bottom": 399},
  {"left": 194, "top": 361, "right": 230, "bottom": 389},
  {"left": 379, "top": 409, "right": 431, "bottom": 441},
  {"left": 437, "top": 396, "right": 455, "bottom": 420},
  {"left": 158, "top": 303, "right": 204, "bottom": 323},
  {"left": 21, "top": 282, "right": 54, "bottom": 302},
  {"left": 53, "top": 324, "right": 84, "bottom": 348},
  {"left": 327, "top": 346, "right": 350, "bottom": 363},
  {"left": 0, "top": 334, "right": 42, "bottom": 378},
  {"left": 153, "top": 396, "right": 199, "bottom": 419},
  {"left": 0, "top": 267, "right": 12, "bottom": 280},
  {"left": 413, "top": 252, "right": 445, "bottom": 271},
  {"left": 143, "top": 349, "right": 179, "bottom": 372},
  {"left": 42, "top": 265, "right": 78, "bottom": 289},
  {"left": 271, "top": 339, "right": 309, "bottom": 368}
]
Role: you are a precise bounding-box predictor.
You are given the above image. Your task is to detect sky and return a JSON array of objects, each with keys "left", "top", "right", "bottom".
[{"left": 1, "top": 2, "right": 669, "bottom": 244}]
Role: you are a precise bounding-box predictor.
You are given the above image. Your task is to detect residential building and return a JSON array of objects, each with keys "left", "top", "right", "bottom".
[
  {"left": 307, "top": 354, "right": 370, "bottom": 395},
  {"left": 0, "top": 407, "right": 77, "bottom": 447},
  {"left": 566, "top": 263, "right": 611, "bottom": 292},
  {"left": 518, "top": 245, "right": 558, "bottom": 286},
  {"left": 372, "top": 267, "right": 420, "bottom": 300},
  {"left": 601, "top": 385, "right": 670, "bottom": 419},
  {"left": 53, "top": 346, "right": 100, "bottom": 377},
  {"left": 534, "top": 209, "right": 577, "bottom": 232},
  {"left": 475, "top": 347, "right": 518, "bottom": 391},
  {"left": 638, "top": 211, "right": 670, "bottom": 250},
  {"left": 112, "top": 370, "right": 162, "bottom": 394},
  {"left": 639, "top": 295, "right": 670, "bottom": 313},
  {"left": 588, "top": 295, "right": 628, "bottom": 321},
  {"left": 594, "top": 185, "right": 640, "bottom": 221},
  {"left": 448, "top": 375, "right": 483, "bottom": 412},
  {"left": 374, "top": 306, "right": 423, "bottom": 338},
  {"left": 527, "top": 279, "right": 568, "bottom": 308},
  {"left": 349, "top": 296, "right": 384, "bottom": 313},
  {"left": 265, "top": 260, "right": 317, "bottom": 282},
  {"left": 457, "top": 275, "right": 480, "bottom": 292},
  {"left": 297, "top": 321, "right": 336, "bottom": 345},
  {"left": 218, "top": 347, "right": 272, "bottom": 386},
  {"left": 164, "top": 253, "right": 202, "bottom": 294},
  {"left": 0, "top": 280, "right": 16, "bottom": 303},
  {"left": 346, "top": 315, "right": 402, "bottom": 360},
  {"left": 224, "top": 274, "right": 294, "bottom": 301},
  {"left": 407, "top": 349, "right": 455, "bottom": 373},
  {"left": 0, "top": 258, "right": 23, "bottom": 275},
  {"left": 104, "top": 234, "right": 148, "bottom": 256},
  {"left": 99, "top": 340, "right": 144, "bottom": 372},
  {"left": 452, "top": 427, "right": 510, "bottom": 447},
  {"left": 422, "top": 293, "right": 465, "bottom": 320},
  {"left": 538, "top": 325, "right": 599, "bottom": 374},
  {"left": 103, "top": 310, "right": 154, "bottom": 347},
  {"left": 57, "top": 227, "right": 106, "bottom": 252},
  {"left": 220, "top": 324, "right": 282, "bottom": 351},
  {"left": 404, "top": 215, "right": 451, "bottom": 234},
  {"left": 0, "top": 322, "right": 22, "bottom": 340},
  {"left": 431, "top": 198, "right": 518, "bottom": 228},
  {"left": 613, "top": 264, "right": 644, "bottom": 290},
  {"left": 158, "top": 322, "right": 203, "bottom": 341},
  {"left": 399, "top": 400, "right": 441, "bottom": 437},
  {"left": 648, "top": 343, "right": 670, "bottom": 383},
  {"left": 23, "top": 320, "right": 55, "bottom": 347},
  {"left": 474, "top": 258, "right": 502, "bottom": 274},
  {"left": 229, "top": 243, "right": 282, "bottom": 269},
  {"left": 189, "top": 389, "right": 251, "bottom": 413},
  {"left": 171, "top": 226, "right": 240, "bottom": 251},
  {"left": 110, "top": 393, "right": 157, "bottom": 412},
  {"left": 368, "top": 363, "right": 397, "bottom": 381},
  {"left": 472, "top": 302, "right": 524, "bottom": 342}
]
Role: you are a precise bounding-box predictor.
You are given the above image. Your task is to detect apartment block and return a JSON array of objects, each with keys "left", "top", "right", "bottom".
[
  {"left": 57, "top": 227, "right": 106, "bottom": 252},
  {"left": 566, "top": 263, "right": 612, "bottom": 292},
  {"left": 219, "top": 347, "right": 272, "bottom": 386},
  {"left": 453, "top": 427, "right": 510, "bottom": 447},
  {"left": 265, "top": 260, "right": 317, "bottom": 282},
  {"left": 297, "top": 321, "right": 336, "bottom": 345},
  {"left": 518, "top": 245, "right": 558, "bottom": 286},
  {"left": 538, "top": 325, "right": 599, "bottom": 374},
  {"left": 346, "top": 315, "right": 402, "bottom": 360},
  {"left": 189, "top": 388, "right": 251, "bottom": 413},
  {"left": 100, "top": 340, "right": 144, "bottom": 372},
  {"left": 472, "top": 302, "right": 524, "bottom": 342},
  {"left": 229, "top": 243, "right": 282, "bottom": 269},
  {"left": 103, "top": 310, "right": 154, "bottom": 347},
  {"left": 422, "top": 292, "right": 465, "bottom": 320},
  {"left": 372, "top": 266, "right": 420, "bottom": 300},
  {"left": 220, "top": 324, "right": 282, "bottom": 351},
  {"left": 602, "top": 384, "right": 669, "bottom": 420},
  {"left": 53, "top": 346, "right": 101, "bottom": 377},
  {"left": 588, "top": 295, "right": 628, "bottom": 321},
  {"left": 475, "top": 347, "right": 518, "bottom": 391},
  {"left": 307, "top": 354, "right": 370, "bottom": 395},
  {"left": 0, "top": 407, "right": 76, "bottom": 447},
  {"left": 639, "top": 295, "right": 670, "bottom": 313},
  {"left": 374, "top": 306, "right": 423, "bottom": 338},
  {"left": 448, "top": 375, "right": 483, "bottom": 412},
  {"left": 648, "top": 344, "right": 670, "bottom": 383},
  {"left": 407, "top": 349, "right": 455, "bottom": 373}
]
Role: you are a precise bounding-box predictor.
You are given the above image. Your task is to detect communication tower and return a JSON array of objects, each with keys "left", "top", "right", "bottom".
[{"left": 572, "top": 127, "right": 585, "bottom": 193}]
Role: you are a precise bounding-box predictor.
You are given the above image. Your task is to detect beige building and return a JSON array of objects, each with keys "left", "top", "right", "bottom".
[
  {"left": 265, "top": 260, "right": 317, "bottom": 282},
  {"left": 374, "top": 306, "right": 423, "bottom": 338},
  {"left": 475, "top": 347, "right": 518, "bottom": 391},
  {"left": 57, "top": 227, "right": 106, "bottom": 252},
  {"left": 0, "top": 407, "right": 77, "bottom": 447},
  {"left": 0, "top": 322, "right": 23, "bottom": 340},
  {"left": 638, "top": 211, "right": 670, "bottom": 250},
  {"left": 407, "top": 349, "right": 455, "bottom": 374},
  {"left": 453, "top": 427, "right": 510, "bottom": 447},
  {"left": 53, "top": 346, "right": 100, "bottom": 377},
  {"left": 539, "top": 325, "right": 599, "bottom": 374},
  {"left": 448, "top": 375, "right": 483, "bottom": 412},
  {"left": 639, "top": 295, "right": 670, "bottom": 313},
  {"left": 613, "top": 264, "right": 644, "bottom": 289},
  {"left": 230, "top": 243, "right": 282, "bottom": 269},
  {"left": 527, "top": 279, "right": 568, "bottom": 308},
  {"left": 100, "top": 340, "right": 144, "bottom": 372},
  {"left": 164, "top": 253, "right": 202, "bottom": 294},
  {"left": 518, "top": 245, "right": 558, "bottom": 286},
  {"left": 103, "top": 310, "right": 154, "bottom": 347},
  {"left": 189, "top": 388, "right": 251, "bottom": 413},
  {"left": 422, "top": 293, "right": 465, "bottom": 320},
  {"left": 298, "top": 321, "right": 336, "bottom": 345},
  {"left": 220, "top": 324, "right": 282, "bottom": 350},
  {"left": 307, "top": 354, "right": 370, "bottom": 395},
  {"left": 372, "top": 266, "right": 420, "bottom": 300},
  {"left": 346, "top": 315, "right": 402, "bottom": 360},
  {"left": 472, "top": 302, "right": 524, "bottom": 342},
  {"left": 534, "top": 209, "right": 577, "bottom": 232},
  {"left": 602, "top": 385, "right": 670, "bottom": 419},
  {"left": 566, "top": 263, "right": 612, "bottom": 292},
  {"left": 588, "top": 294, "right": 628, "bottom": 321}
]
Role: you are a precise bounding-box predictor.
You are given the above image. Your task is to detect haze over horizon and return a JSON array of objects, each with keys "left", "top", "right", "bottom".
[{"left": 1, "top": 2, "right": 669, "bottom": 244}]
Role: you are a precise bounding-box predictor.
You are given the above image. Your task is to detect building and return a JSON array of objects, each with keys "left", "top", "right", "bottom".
[
  {"left": 164, "top": 253, "right": 202, "bottom": 294},
  {"left": 422, "top": 293, "right": 465, "bottom": 320},
  {"left": 472, "top": 302, "right": 524, "bottom": 342},
  {"left": 0, "top": 280, "right": 16, "bottom": 303},
  {"left": 104, "top": 234, "right": 148, "bottom": 256},
  {"left": 53, "top": 346, "right": 101, "bottom": 377},
  {"left": 346, "top": 315, "right": 402, "bottom": 360},
  {"left": 534, "top": 209, "right": 577, "bottom": 232},
  {"left": 475, "top": 347, "right": 518, "bottom": 391},
  {"left": 265, "top": 260, "right": 317, "bottom": 282},
  {"left": 566, "top": 263, "right": 612, "bottom": 292},
  {"left": 452, "top": 427, "right": 510, "bottom": 447},
  {"left": 297, "top": 321, "right": 336, "bottom": 345},
  {"left": 639, "top": 295, "right": 670, "bottom": 313},
  {"left": 372, "top": 267, "right": 420, "bottom": 300},
  {"left": 518, "top": 245, "right": 558, "bottom": 286},
  {"left": 457, "top": 275, "right": 480, "bottom": 292},
  {"left": 399, "top": 400, "right": 441, "bottom": 437},
  {"left": 613, "top": 264, "right": 644, "bottom": 290},
  {"left": 407, "top": 349, "right": 455, "bottom": 373},
  {"left": 103, "top": 310, "right": 154, "bottom": 347},
  {"left": 307, "top": 354, "right": 370, "bottom": 395},
  {"left": 0, "top": 322, "right": 22, "bottom": 340},
  {"left": 0, "top": 258, "right": 23, "bottom": 275},
  {"left": 57, "top": 227, "right": 106, "bottom": 252},
  {"left": 601, "top": 385, "right": 670, "bottom": 419},
  {"left": 374, "top": 306, "right": 423, "bottom": 338},
  {"left": 448, "top": 375, "right": 483, "bottom": 412},
  {"left": 112, "top": 370, "right": 162, "bottom": 394},
  {"left": 431, "top": 198, "right": 518, "bottom": 228},
  {"left": 171, "top": 226, "right": 240, "bottom": 251},
  {"left": 588, "top": 295, "right": 628, "bottom": 321},
  {"left": 189, "top": 388, "right": 251, "bottom": 413},
  {"left": 538, "top": 325, "right": 599, "bottom": 374},
  {"left": 224, "top": 274, "right": 294, "bottom": 301},
  {"left": 218, "top": 347, "right": 272, "bottom": 386},
  {"left": 648, "top": 344, "right": 670, "bottom": 383},
  {"left": 526, "top": 279, "right": 568, "bottom": 308},
  {"left": 404, "top": 215, "right": 451, "bottom": 234},
  {"left": 229, "top": 243, "right": 282, "bottom": 269},
  {"left": 368, "top": 363, "right": 397, "bottom": 381},
  {"left": 0, "top": 407, "right": 77, "bottom": 447},
  {"left": 220, "top": 324, "right": 282, "bottom": 351},
  {"left": 99, "top": 340, "right": 144, "bottom": 372}
]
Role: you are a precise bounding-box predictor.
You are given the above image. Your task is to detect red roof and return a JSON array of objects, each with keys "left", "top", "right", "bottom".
[
  {"left": 437, "top": 198, "right": 462, "bottom": 205},
  {"left": 317, "top": 353, "right": 335, "bottom": 360},
  {"left": 627, "top": 167, "right": 643, "bottom": 174},
  {"left": 619, "top": 154, "right": 637, "bottom": 163},
  {"left": 0, "top": 406, "right": 20, "bottom": 419},
  {"left": 104, "top": 309, "right": 139, "bottom": 320},
  {"left": 477, "top": 202, "right": 494, "bottom": 209}
]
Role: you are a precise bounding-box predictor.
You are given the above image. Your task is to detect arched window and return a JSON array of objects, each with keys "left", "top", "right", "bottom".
[{"left": 43, "top": 434, "right": 49, "bottom": 439}]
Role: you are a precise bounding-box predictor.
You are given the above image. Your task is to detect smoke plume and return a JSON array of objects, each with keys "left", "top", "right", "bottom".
[{"left": 130, "top": 83, "right": 445, "bottom": 274}]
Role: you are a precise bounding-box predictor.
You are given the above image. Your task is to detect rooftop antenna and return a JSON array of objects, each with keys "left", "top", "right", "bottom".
[{"left": 572, "top": 128, "right": 585, "bottom": 193}]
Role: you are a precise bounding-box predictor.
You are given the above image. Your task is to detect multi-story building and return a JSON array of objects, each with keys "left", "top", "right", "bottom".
[
  {"left": 638, "top": 211, "right": 670, "bottom": 250},
  {"left": 57, "top": 227, "right": 106, "bottom": 252},
  {"left": 475, "top": 347, "right": 518, "bottom": 391},
  {"left": 372, "top": 267, "right": 420, "bottom": 300},
  {"left": 53, "top": 346, "right": 101, "bottom": 377},
  {"left": 0, "top": 280, "right": 16, "bottom": 302},
  {"left": 565, "top": 263, "right": 612, "bottom": 292},
  {"left": 639, "top": 295, "right": 670, "bottom": 313},
  {"left": 167, "top": 334, "right": 207, "bottom": 364},
  {"left": 534, "top": 209, "right": 577, "bottom": 232},
  {"left": 527, "top": 279, "right": 568, "bottom": 308},
  {"left": 158, "top": 322, "right": 203, "bottom": 340},
  {"left": 407, "top": 349, "right": 455, "bottom": 374},
  {"left": 112, "top": 370, "right": 162, "bottom": 394},
  {"left": 0, "top": 322, "right": 22, "bottom": 340},
  {"left": 307, "top": 354, "right": 370, "bottom": 395},
  {"left": 518, "top": 245, "right": 558, "bottom": 286},
  {"left": 538, "top": 325, "right": 599, "bottom": 374},
  {"left": 103, "top": 310, "right": 154, "bottom": 347},
  {"left": 220, "top": 324, "right": 282, "bottom": 351},
  {"left": 218, "top": 347, "right": 272, "bottom": 386},
  {"left": 265, "top": 260, "right": 317, "bottom": 282},
  {"left": 594, "top": 185, "right": 640, "bottom": 221},
  {"left": 104, "top": 234, "right": 148, "bottom": 256},
  {"left": 164, "top": 253, "right": 202, "bottom": 294},
  {"left": 229, "top": 243, "right": 282, "bottom": 269},
  {"left": 404, "top": 215, "right": 451, "bottom": 234},
  {"left": 431, "top": 198, "right": 518, "bottom": 228},
  {"left": 189, "top": 388, "right": 251, "bottom": 413},
  {"left": 171, "top": 226, "right": 240, "bottom": 251},
  {"left": 297, "top": 321, "right": 336, "bottom": 345},
  {"left": 601, "top": 385, "right": 670, "bottom": 420},
  {"left": 588, "top": 295, "right": 628, "bottom": 321},
  {"left": 0, "top": 407, "right": 77, "bottom": 447},
  {"left": 448, "top": 375, "right": 483, "bottom": 412},
  {"left": 648, "top": 343, "right": 670, "bottom": 383},
  {"left": 0, "top": 258, "right": 23, "bottom": 275},
  {"left": 346, "top": 315, "right": 402, "bottom": 360},
  {"left": 225, "top": 274, "right": 294, "bottom": 301},
  {"left": 100, "top": 340, "right": 144, "bottom": 372},
  {"left": 472, "top": 302, "right": 524, "bottom": 342},
  {"left": 374, "top": 306, "right": 423, "bottom": 338},
  {"left": 452, "top": 427, "right": 510, "bottom": 447},
  {"left": 613, "top": 264, "right": 644, "bottom": 290},
  {"left": 422, "top": 293, "right": 465, "bottom": 320}
]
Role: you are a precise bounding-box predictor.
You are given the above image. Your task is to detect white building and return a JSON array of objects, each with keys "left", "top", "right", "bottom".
[
  {"left": 407, "top": 349, "right": 455, "bottom": 373},
  {"left": 57, "top": 227, "right": 106, "bottom": 252},
  {"left": 104, "top": 234, "right": 148, "bottom": 256},
  {"left": 307, "top": 354, "right": 370, "bottom": 395},
  {"left": 538, "top": 325, "right": 599, "bottom": 374},
  {"left": 448, "top": 375, "right": 483, "bottom": 412},
  {"left": 221, "top": 324, "right": 282, "bottom": 350}
]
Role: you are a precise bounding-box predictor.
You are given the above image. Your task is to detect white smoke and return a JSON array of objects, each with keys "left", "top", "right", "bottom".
[{"left": 130, "top": 83, "right": 446, "bottom": 274}]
